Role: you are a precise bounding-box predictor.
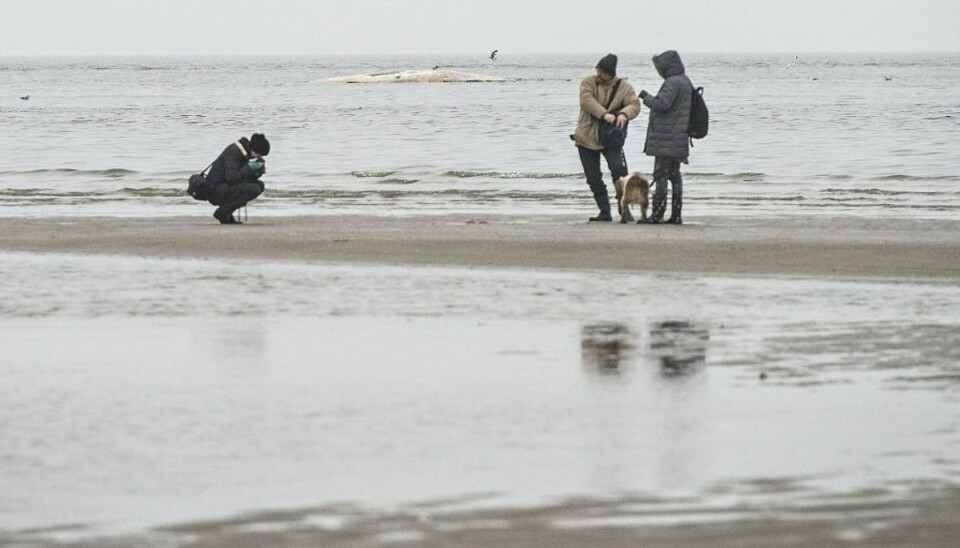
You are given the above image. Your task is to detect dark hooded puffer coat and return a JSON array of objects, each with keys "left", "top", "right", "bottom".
[{"left": 642, "top": 50, "right": 693, "bottom": 158}]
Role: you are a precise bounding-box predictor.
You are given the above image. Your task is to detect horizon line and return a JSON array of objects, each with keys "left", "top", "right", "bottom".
[{"left": 1, "top": 50, "right": 959, "bottom": 58}]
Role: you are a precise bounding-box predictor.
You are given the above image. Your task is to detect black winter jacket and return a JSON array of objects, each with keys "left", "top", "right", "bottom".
[{"left": 207, "top": 137, "right": 263, "bottom": 187}]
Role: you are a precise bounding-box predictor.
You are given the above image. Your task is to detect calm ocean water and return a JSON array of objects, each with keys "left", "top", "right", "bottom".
[{"left": 1, "top": 53, "right": 958, "bottom": 219}]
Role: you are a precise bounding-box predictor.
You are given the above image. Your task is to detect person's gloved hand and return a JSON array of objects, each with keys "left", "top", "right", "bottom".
[
  {"left": 639, "top": 90, "right": 648, "bottom": 99},
  {"left": 247, "top": 158, "right": 264, "bottom": 178}
]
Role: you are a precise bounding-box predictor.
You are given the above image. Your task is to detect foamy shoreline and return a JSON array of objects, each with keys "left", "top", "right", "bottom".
[{"left": 0, "top": 214, "right": 957, "bottom": 280}]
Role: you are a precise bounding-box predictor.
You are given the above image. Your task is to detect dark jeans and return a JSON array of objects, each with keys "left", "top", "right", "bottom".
[
  {"left": 578, "top": 146, "right": 628, "bottom": 212},
  {"left": 652, "top": 156, "right": 682, "bottom": 205},
  {"left": 209, "top": 181, "right": 263, "bottom": 216}
]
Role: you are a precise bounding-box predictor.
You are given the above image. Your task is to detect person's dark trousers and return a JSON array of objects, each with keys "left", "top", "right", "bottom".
[
  {"left": 649, "top": 156, "right": 683, "bottom": 223},
  {"left": 578, "top": 145, "right": 628, "bottom": 221},
  {"left": 209, "top": 182, "right": 263, "bottom": 222}
]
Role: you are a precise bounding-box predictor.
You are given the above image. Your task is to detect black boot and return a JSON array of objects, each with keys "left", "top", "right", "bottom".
[
  {"left": 666, "top": 197, "right": 682, "bottom": 224},
  {"left": 589, "top": 188, "right": 612, "bottom": 222},
  {"left": 641, "top": 196, "right": 666, "bottom": 224},
  {"left": 589, "top": 210, "right": 612, "bottom": 222},
  {"left": 213, "top": 208, "right": 241, "bottom": 224}
]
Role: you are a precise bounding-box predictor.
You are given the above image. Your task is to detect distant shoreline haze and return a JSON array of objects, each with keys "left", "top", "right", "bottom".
[{"left": 2, "top": 51, "right": 960, "bottom": 57}]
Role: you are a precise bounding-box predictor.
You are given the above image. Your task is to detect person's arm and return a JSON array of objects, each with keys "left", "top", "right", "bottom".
[
  {"left": 616, "top": 84, "right": 641, "bottom": 127},
  {"left": 223, "top": 149, "right": 246, "bottom": 185},
  {"left": 580, "top": 78, "right": 608, "bottom": 120},
  {"left": 641, "top": 78, "right": 681, "bottom": 113}
]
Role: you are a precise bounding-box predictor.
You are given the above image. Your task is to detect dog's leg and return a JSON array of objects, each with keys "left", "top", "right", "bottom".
[
  {"left": 614, "top": 179, "right": 624, "bottom": 216},
  {"left": 621, "top": 203, "right": 634, "bottom": 223}
]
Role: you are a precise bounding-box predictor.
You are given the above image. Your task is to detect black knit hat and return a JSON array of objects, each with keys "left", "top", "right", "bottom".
[
  {"left": 596, "top": 53, "right": 617, "bottom": 77},
  {"left": 250, "top": 133, "right": 270, "bottom": 156}
]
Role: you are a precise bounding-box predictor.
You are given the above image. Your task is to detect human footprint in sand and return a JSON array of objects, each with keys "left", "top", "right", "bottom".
[{"left": 206, "top": 133, "right": 270, "bottom": 224}]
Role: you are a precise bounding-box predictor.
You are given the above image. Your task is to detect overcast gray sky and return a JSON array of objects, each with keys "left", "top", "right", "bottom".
[{"left": 2, "top": 0, "right": 958, "bottom": 55}]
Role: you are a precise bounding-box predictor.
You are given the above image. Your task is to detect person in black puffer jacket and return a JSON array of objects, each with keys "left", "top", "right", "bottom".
[
  {"left": 638, "top": 51, "right": 693, "bottom": 224},
  {"left": 206, "top": 133, "right": 270, "bottom": 224}
]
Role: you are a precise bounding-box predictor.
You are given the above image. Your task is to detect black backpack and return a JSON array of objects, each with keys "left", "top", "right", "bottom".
[{"left": 687, "top": 86, "right": 709, "bottom": 141}]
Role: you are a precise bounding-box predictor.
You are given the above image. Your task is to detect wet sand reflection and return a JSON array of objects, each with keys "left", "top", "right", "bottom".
[
  {"left": 650, "top": 321, "right": 709, "bottom": 377},
  {"left": 580, "top": 323, "right": 634, "bottom": 374},
  {"left": 580, "top": 321, "right": 709, "bottom": 376}
]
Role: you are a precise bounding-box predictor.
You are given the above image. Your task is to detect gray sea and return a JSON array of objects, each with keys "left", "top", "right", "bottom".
[
  {"left": 1, "top": 53, "right": 959, "bottom": 218},
  {"left": 2, "top": 54, "right": 960, "bottom": 545}
]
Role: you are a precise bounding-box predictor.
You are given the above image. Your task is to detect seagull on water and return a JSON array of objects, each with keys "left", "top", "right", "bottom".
[{"left": 20, "top": 95, "right": 30, "bottom": 100}]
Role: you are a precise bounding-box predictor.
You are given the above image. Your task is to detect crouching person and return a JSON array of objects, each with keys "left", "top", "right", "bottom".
[{"left": 207, "top": 133, "right": 270, "bottom": 224}]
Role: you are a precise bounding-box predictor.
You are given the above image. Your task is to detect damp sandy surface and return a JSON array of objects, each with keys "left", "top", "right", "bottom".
[
  {"left": 1, "top": 250, "right": 959, "bottom": 546},
  {"left": 0, "top": 214, "right": 959, "bottom": 281}
]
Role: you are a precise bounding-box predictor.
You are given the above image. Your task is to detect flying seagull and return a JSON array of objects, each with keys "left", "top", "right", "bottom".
[{"left": 489, "top": 49, "right": 498, "bottom": 61}]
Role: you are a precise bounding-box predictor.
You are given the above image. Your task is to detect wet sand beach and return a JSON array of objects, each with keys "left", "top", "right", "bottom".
[
  {"left": 0, "top": 214, "right": 958, "bottom": 280},
  {"left": 1, "top": 312, "right": 959, "bottom": 548},
  {"left": 4, "top": 49, "right": 960, "bottom": 547},
  {"left": 5, "top": 487, "right": 960, "bottom": 548},
  {"left": 2, "top": 214, "right": 960, "bottom": 548}
]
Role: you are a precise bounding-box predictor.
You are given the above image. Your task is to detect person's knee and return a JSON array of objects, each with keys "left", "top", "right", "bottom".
[
  {"left": 582, "top": 168, "right": 603, "bottom": 186},
  {"left": 245, "top": 183, "right": 263, "bottom": 201}
]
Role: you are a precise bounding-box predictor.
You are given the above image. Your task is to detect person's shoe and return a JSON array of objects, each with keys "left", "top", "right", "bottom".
[
  {"left": 642, "top": 197, "right": 666, "bottom": 224},
  {"left": 589, "top": 211, "right": 613, "bottom": 222},
  {"left": 213, "top": 210, "right": 240, "bottom": 224},
  {"left": 666, "top": 200, "right": 682, "bottom": 224}
]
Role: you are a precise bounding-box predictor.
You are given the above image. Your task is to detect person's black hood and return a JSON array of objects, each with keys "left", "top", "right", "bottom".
[{"left": 653, "top": 50, "right": 685, "bottom": 78}]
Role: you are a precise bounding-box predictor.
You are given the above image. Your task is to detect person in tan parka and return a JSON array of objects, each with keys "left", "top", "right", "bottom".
[{"left": 572, "top": 53, "right": 641, "bottom": 221}]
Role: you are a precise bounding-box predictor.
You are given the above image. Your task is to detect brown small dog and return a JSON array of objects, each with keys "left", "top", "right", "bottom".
[{"left": 614, "top": 173, "right": 650, "bottom": 223}]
